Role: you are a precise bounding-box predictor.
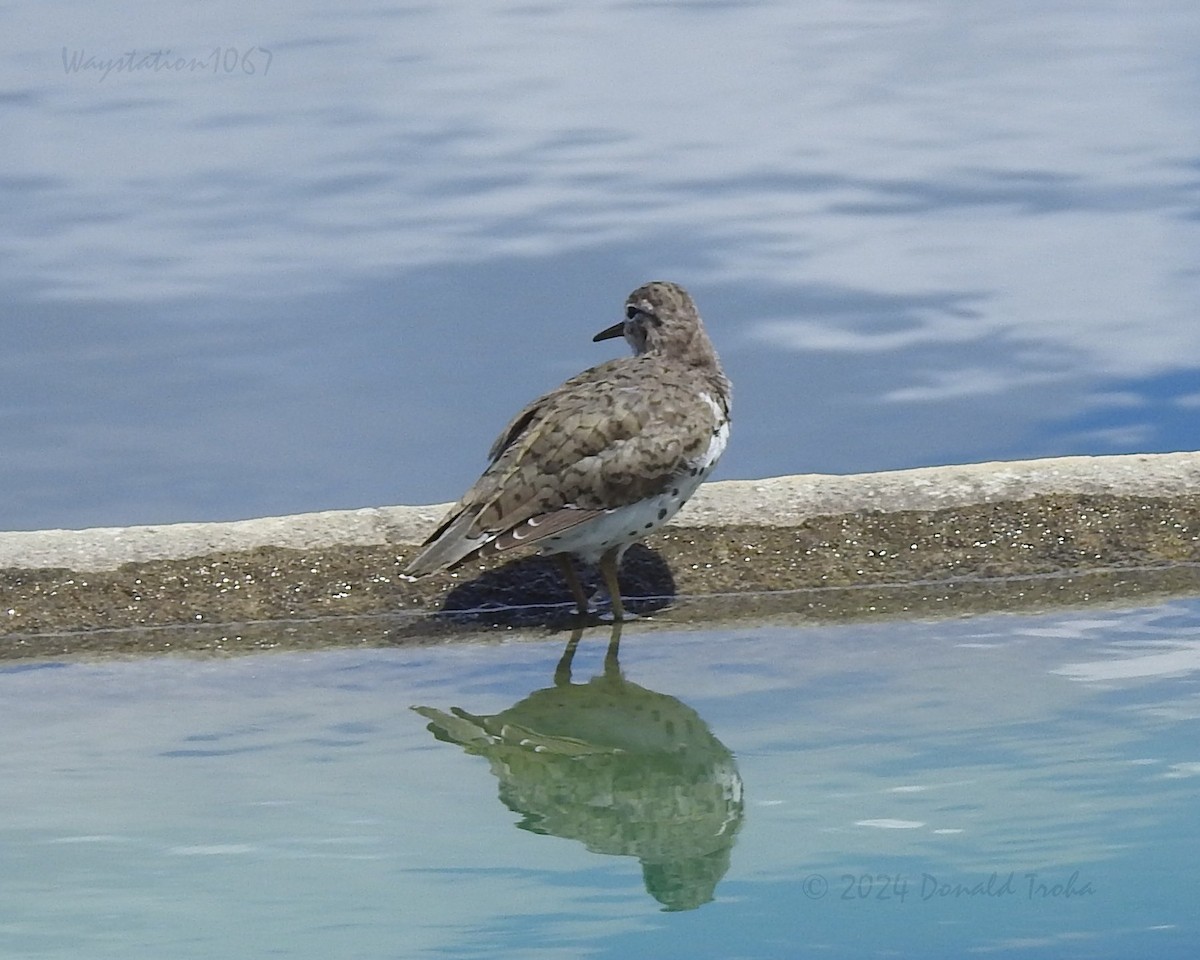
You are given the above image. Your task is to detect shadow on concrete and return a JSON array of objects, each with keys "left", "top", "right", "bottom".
[{"left": 395, "top": 543, "right": 678, "bottom": 634}]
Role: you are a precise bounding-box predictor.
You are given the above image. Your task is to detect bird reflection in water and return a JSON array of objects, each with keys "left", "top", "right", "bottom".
[{"left": 413, "top": 625, "right": 744, "bottom": 911}]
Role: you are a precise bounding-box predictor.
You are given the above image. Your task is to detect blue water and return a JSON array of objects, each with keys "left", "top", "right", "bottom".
[
  {"left": 3, "top": 600, "right": 1200, "bottom": 958},
  {"left": 3, "top": 1, "right": 1200, "bottom": 530}
]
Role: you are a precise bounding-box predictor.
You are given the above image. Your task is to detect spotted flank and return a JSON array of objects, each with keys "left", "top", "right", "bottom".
[{"left": 540, "top": 392, "right": 729, "bottom": 564}]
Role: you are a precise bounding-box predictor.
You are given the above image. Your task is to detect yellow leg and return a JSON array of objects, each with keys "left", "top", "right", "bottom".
[
  {"left": 557, "top": 555, "right": 590, "bottom": 616},
  {"left": 599, "top": 547, "right": 626, "bottom": 621}
]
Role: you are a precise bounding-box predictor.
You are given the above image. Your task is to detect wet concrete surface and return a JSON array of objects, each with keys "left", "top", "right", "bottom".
[
  {"left": 4, "top": 562, "right": 1199, "bottom": 662},
  {"left": 4, "top": 482, "right": 1200, "bottom": 659}
]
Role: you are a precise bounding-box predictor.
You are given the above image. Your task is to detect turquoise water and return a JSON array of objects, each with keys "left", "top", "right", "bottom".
[{"left": 3, "top": 601, "right": 1200, "bottom": 958}]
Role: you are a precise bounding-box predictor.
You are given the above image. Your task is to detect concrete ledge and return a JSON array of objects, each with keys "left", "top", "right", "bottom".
[
  {"left": 2, "top": 452, "right": 1200, "bottom": 651},
  {"left": 3, "top": 453, "right": 1199, "bottom": 573}
]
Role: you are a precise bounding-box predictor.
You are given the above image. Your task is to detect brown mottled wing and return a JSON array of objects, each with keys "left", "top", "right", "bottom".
[
  {"left": 404, "top": 357, "right": 716, "bottom": 575},
  {"left": 483, "top": 360, "right": 621, "bottom": 463}
]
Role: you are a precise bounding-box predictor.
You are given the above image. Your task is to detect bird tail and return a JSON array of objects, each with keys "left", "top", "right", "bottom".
[{"left": 403, "top": 508, "right": 490, "bottom": 576}]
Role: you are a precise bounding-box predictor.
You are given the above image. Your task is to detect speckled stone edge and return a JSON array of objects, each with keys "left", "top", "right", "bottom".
[
  {"left": 3, "top": 452, "right": 1200, "bottom": 651},
  {"left": 4, "top": 453, "right": 1199, "bottom": 572}
]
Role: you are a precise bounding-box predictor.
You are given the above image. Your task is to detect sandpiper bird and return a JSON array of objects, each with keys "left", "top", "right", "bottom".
[{"left": 404, "top": 281, "right": 731, "bottom": 620}]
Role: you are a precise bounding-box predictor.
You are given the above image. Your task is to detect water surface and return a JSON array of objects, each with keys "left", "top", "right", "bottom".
[{"left": 3, "top": 600, "right": 1199, "bottom": 957}]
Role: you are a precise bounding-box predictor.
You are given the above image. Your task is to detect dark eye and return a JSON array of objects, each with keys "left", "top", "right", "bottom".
[{"left": 627, "top": 304, "right": 662, "bottom": 325}]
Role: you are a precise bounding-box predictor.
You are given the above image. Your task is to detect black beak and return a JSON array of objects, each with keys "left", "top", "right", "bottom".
[{"left": 592, "top": 321, "right": 625, "bottom": 342}]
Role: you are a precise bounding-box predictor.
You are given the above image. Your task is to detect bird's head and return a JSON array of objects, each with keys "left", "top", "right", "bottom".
[{"left": 593, "top": 281, "right": 704, "bottom": 359}]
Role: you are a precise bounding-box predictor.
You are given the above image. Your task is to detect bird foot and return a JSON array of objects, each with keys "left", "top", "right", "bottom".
[{"left": 587, "top": 588, "right": 639, "bottom": 621}]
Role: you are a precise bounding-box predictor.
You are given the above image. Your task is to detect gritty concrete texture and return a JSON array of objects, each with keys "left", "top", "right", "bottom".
[
  {"left": 6, "top": 565, "right": 1200, "bottom": 663},
  {"left": 3, "top": 452, "right": 1200, "bottom": 655}
]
